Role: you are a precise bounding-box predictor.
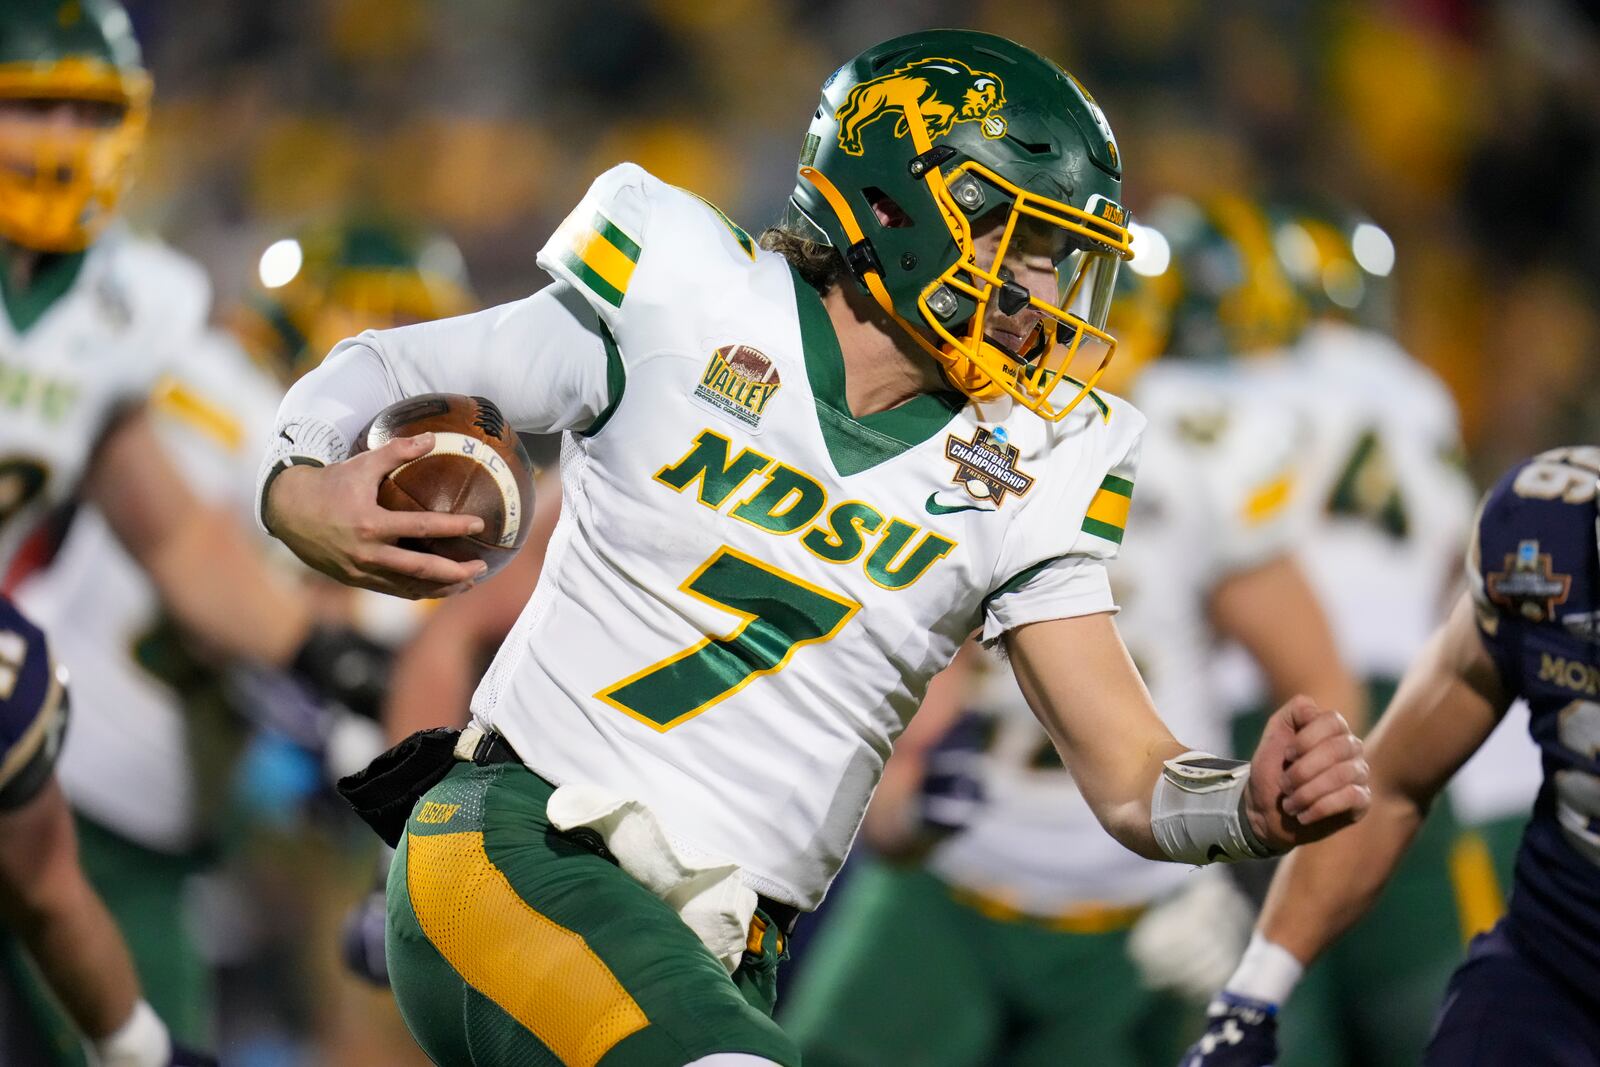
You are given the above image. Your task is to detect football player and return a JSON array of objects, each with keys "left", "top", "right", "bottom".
[
  {"left": 0, "top": 2, "right": 401, "bottom": 1056},
  {"left": 233, "top": 217, "right": 476, "bottom": 390},
  {"left": 13, "top": 216, "right": 480, "bottom": 1040},
  {"left": 1271, "top": 204, "right": 1542, "bottom": 949},
  {"left": 259, "top": 31, "right": 1370, "bottom": 1066},
  {"left": 0, "top": 0, "right": 310, "bottom": 654},
  {"left": 780, "top": 234, "right": 1365, "bottom": 1067},
  {"left": 1182, "top": 445, "right": 1600, "bottom": 1065},
  {"left": 0, "top": 594, "right": 212, "bottom": 1066},
  {"left": 1185, "top": 197, "right": 1487, "bottom": 1066}
]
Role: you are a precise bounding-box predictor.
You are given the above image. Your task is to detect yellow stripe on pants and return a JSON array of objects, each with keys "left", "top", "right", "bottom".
[
  {"left": 1448, "top": 831, "right": 1506, "bottom": 943},
  {"left": 407, "top": 830, "right": 648, "bottom": 1065}
]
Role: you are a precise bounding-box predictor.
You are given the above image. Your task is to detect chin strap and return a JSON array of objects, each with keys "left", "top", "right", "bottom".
[{"left": 937, "top": 341, "right": 1009, "bottom": 402}]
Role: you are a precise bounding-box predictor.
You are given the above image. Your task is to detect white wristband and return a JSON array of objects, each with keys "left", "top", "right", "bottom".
[
  {"left": 91, "top": 999, "right": 171, "bottom": 1067},
  {"left": 1150, "top": 751, "right": 1276, "bottom": 865},
  {"left": 255, "top": 415, "right": 349, "bottom": 533},
  {"left": 1223, "top": 932, "right": 1306, "bottom": 1007}
]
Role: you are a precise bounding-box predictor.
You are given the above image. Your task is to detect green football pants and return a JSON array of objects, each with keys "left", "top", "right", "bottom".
[
  {"left": 386, "top": 760, "right": 799, "bottom": 1066},
  {"left": 780, "top": 861, "right": 1188, "bottom": 1067}
]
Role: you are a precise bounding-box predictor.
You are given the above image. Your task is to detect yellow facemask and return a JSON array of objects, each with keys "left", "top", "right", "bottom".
[{"left": 0, "top": 57, "right": 150, "bottom": 252}]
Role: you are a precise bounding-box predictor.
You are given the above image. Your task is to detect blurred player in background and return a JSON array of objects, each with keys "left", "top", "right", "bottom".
[
  {"left": 1141, "top": 195, "right": 1484, "bottom": 1067},
  {"left": 11, "top": 322, "right": 283, "bottom": 1061},
  {"left": 1184, "top": 445, "right": 1600, "bottom": 1065},
  {"left": 1266, "top": 204, "right": 1542, "bottom": 940},
  {"left": 260, "top": 30, "right": 1370, "bottom": 1066},
  {"left": 0, "top": 594, "right": 212, "bottom": 1066},
  {"left": 0, "top": 0, "right": 445, "bottom": 1056},
  {"left": 0, "top": 0, "right": 311, "bottom": 1059},
  {"left": 781, "top": 227, "right": 1363, "bottom": 1067},
  {"left": 10, "top": 218, "right": 467, "bottom": 1056}
]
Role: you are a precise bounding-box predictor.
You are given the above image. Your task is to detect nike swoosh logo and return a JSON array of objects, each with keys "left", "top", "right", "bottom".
[
  {"left": 925, "top": 492, "right": 992, "bottom": 516},
  {"left": 279, "top": 429, "right": 295, "bottom": 443}
]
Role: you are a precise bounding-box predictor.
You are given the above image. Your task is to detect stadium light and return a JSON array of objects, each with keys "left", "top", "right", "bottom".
[
  {"left": 1127, "top": 222, "right": 1171, "bottom": 277},
  {"left": 1350, "top": 223, "right": 1395, "bottom": 277},
  {"left": 259, "top": 238, "right": 304, "bottom": 289}
]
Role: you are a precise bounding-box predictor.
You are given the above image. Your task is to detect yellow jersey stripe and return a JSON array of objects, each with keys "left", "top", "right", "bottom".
[
  {"left": 150, "top": 377, "right": 245, "bottom": 452},
  {"left": 407, "top": 830, "right": 648, "bottom": 1064},
  {"left": 1243, "top": 472, "right": 1294, "bottom": 526},
  {"left": 570, "top": 225, "right": 638, "bottom": 302},
  {"left": 1085, "top": 485, "right": 1132, "bottom": 531}
]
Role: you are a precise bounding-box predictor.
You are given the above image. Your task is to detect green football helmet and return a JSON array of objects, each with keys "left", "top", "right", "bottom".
[
  {"left": 235, "top": 218, "right": 475, "bottom": 382},
  {"left": 1137, "top": 194, "right": 1307, "bottom": 362},
  {"left": 783, "top": 29, "right": 1133, "bottom": 421},
  {"left": 0, "top": 0, "right": 149, "bottom": 251}
]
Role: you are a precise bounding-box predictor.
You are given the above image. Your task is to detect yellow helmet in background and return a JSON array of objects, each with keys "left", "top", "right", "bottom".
[
  {"left": 235, "top": 218, "right": 476, "bottom": 382},
  {"left": 1130, "top": 194, "right": 1308, "bottom": 364},
  {"left": 0, "top": 0, "right": 150, "bottom": 252},
  {"left": 1266, "top": 200, "right": 1397, "bottom": 332}
]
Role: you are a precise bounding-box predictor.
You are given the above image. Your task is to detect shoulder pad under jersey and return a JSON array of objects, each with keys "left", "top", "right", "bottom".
[
  {"left": 90, "top": 227, "right": 213, "bottom": 345},
  {"left": 1470, "top": 446, "right": 1600, "bottom": 644},
  {"left": 0, "top": 594, "right": 67, "bottom": 803}
]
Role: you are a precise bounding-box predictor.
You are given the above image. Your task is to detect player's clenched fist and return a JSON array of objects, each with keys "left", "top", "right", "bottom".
[
  {"left": 1245, "top": 695, "right": 1370, "bottom": 851},
  {"left": 264, "top": 433, "right": 488, "bottom": 600}
]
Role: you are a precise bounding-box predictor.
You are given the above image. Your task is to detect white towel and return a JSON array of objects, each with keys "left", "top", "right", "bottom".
[{"left": 546, "top": 783, "right": 758, "bottom": 973}]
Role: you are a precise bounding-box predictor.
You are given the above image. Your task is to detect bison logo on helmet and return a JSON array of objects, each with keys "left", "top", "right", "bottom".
[{"left": 834, "top": 57, "right": 1007, "bottom": 156}]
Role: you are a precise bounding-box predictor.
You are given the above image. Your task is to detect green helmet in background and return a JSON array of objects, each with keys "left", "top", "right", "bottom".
[
  {"left": 1137, "top": 194, "right": 1307, "bottom": 363},
  {"left": 0, "top": 0, "right": 149, "bottom": 251},
  {"left": 783, "top": 29, "right": 1133, "bottom": 421},
  {"left": 235, "top": 218, "right": 475, "bottom": 382}
]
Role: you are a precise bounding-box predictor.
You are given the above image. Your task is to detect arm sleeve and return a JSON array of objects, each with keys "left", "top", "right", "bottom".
[
  {"left": 981, "top": 418, "right": 1144, "bottom": 641},
  {"left": 256, "top": 163, "right": 658, "bottom": 530},
  {"left": 255, "top": 280, "right": 616, "bottom": 529}
]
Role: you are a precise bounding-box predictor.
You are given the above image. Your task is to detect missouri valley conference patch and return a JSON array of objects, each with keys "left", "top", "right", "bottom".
[{"left": 693, "top": 344, "right": 782, "bottom": 430}]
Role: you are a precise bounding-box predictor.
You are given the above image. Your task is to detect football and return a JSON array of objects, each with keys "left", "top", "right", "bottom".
[{"left": 351, "top": 393, "right": 535, "bottom": 579}]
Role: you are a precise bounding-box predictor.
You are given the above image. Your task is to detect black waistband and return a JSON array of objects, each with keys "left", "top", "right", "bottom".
[
  {"left": 464, "top": 727, "right": 522, "bottom": 766},
  {"left": 464, "top": 727, "right": 803, "bottom": 935}
]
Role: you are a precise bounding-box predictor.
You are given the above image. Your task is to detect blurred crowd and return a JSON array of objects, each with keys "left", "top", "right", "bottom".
[{"left": 121, "top": 0, "right": 1600, "bottom": 481}]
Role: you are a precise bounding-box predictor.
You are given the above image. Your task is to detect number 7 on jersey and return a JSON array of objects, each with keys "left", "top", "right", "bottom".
[{"left": 596, "top": 546, "right": 860, "bottom": 731}]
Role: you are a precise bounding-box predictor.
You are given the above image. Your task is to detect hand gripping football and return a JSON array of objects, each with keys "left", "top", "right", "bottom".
[{"left": 352, "top": 394, "right": 534, "bottom": 579}]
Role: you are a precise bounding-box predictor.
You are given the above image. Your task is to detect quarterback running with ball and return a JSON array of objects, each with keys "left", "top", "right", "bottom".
[{"left": 259, "top": 31, "right": 1370, "bottom": 1067}]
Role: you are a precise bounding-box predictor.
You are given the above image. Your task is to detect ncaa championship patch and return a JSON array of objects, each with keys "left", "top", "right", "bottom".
[
  {"left": 945, "top": 425, "right": 1033, "bottom": 506},
  {"left": 693, "top": 344, "right": 782, "bottom": 430},
  {"left": 1488, "top": 539, "right": 1572, "bottom": 622}
]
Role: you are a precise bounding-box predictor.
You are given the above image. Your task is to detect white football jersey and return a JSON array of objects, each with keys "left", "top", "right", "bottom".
[
  {"left": 929, "top": 363, "right": 1301, "bottom": 911},
  {"left": 267, "top": 163, "right": 1146, "bottom": 908},
  {"left": 1216, "top": 322, "right": 1541, "bottom": 817},
  {"left": 0, "top": 226, "right": 209, "bottom": 588},
  {"left": 1243, "top": 322, "right": 1476, "bottom": 679},
  {"left": 17, "top": 331, "right": 281, "bottom": 852}
]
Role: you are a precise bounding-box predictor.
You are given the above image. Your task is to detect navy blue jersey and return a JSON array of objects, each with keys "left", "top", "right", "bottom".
[
  {"left": 0, "top": 593, "right": 67, "bottom": 809},
  {"left": 1469, "top": 446, "right": 1600, "bottom": 1004}
]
